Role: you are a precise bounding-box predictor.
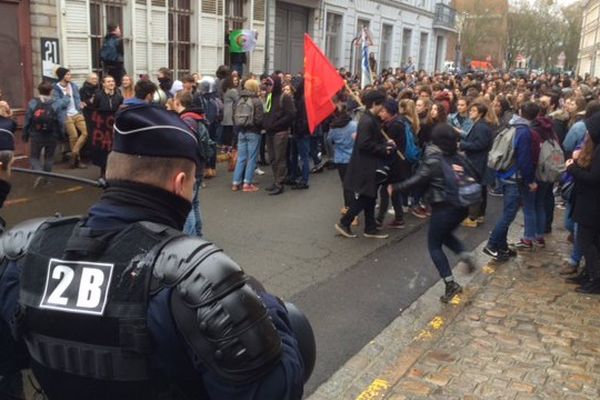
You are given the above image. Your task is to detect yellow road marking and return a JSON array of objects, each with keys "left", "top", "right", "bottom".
[
  {"left": 482, "top": 265, "right": 496, "bottom": 274},
  {"left": 430, "top": 316, "right": 444, "bottom": 329},
  {"left": 450, "top": 295, "right": 462, "bottom": 305},
  {"left": 4, "top": 197, "right": 30, "bottom": 206},
  {"left": 356, "top": 378, "right": 390, "bottom": 400},
  {"left": 55, "top": 186, "right": 83, "bottom": 194}
]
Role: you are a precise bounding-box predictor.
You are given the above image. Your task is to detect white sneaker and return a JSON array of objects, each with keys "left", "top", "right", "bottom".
[{"left": 255, "top": 168, "right": 265, "bottom": 176}]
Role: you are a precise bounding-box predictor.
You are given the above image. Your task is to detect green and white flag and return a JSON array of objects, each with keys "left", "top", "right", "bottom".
[{"left": 229, "top": 30, "right": 257, "bottom": 53}]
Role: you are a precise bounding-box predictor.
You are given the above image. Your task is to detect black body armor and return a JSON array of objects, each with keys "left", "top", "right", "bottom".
[{"left": 7, "top": 216, "right": 283, "bottom": 400}]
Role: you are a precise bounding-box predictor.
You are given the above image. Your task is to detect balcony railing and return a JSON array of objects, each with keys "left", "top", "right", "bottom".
[{"left": 434, "top": 3, "right": 456, "bottom": 31}]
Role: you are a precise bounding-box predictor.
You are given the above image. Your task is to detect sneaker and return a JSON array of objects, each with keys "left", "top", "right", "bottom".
[
  {"left": 242, "top": 183, "right": 259, "bottom": 192},
  {"left": 335, "top": 223, "right": 357, "bottom": 238},
  {"left": 363, "top": 231, "right": 389, "bottom": 239},
  {"left": 440, "top": 281, "right": 463, "bottom": 303},
  {"left": 533, "top": 238, "right": 546, "bottom": 248},
  {"left": 411, "top": 207, "right": 428, "bottom": 219},
  {"left": 559, "top": 261, "right": 578, "bottom": 276},
  {"left": 291, "top": 182, "right": 309, "bottom": 190},
  {"left": 387, "top": 208, "right": 396, "bottom": 216},
  {"left": 488, "top": 187, "right": 503, "bottom": 197},
  {"left": 513, "top": 239, "right": 533, "bottom": 250},
  {"left": 231, "top": 184, "right": 241, "bottom": 192},
  {"left": 483, "top": 246, "right": 505, "bottom": 261},
  {"left": 461, "top": 218, "right": 479, "bottom": 228},
  {"left": 574, "top": 279, "right": 600, "bottom": 294},
  {"left": 499, "top": 248, "right": 517, "bottom": 259},
  {"left": 459, "top": 252, "right": 477, "bottom": 273},
  {"left": 255, "top": 167, "right": 265, "bottom": 176},
  {"left": 387, "top": 220, "right": 406, "bottom": 229}
]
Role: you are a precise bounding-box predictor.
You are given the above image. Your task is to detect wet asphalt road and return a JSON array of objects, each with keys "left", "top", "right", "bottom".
[{"left": 2, "top": 162, "right": 502, "bottom": 396}]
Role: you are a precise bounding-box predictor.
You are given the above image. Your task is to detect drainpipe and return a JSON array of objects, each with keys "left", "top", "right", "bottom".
[{"left": 264, "top": 0, "right": 271, "bottom": 73}]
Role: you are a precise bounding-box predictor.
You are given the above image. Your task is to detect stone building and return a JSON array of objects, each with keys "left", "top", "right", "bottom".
[{"left": 578, "top": 0, "right": 600, "bottom": 77}]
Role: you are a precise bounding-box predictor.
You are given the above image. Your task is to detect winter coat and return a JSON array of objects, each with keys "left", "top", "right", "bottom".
[
  {"left": 23, "top": 95, "right": 69, "bottom": 141},
  {"left": 92, "top": 89, "right": 124, "bottom": 112},
  {"left": 79, "top": 82, "right": 99, "bottom": 108},
  {"left": 292, "top": 93, "right": 310, "bottom": 137},
  {"left": 568, "top": 145, "right": 600, "bottom": 228},
  {"left": 460, "top": 119, "right": 493, "bottom": 185},
  {"left": 222, "top": 87, "right": 239, "bottom": 127},
  {"left": 343, "top": 110, "right": 389, "bottom": 198},
  {"left": 262, "top": 75, "right": 296, "bottom": 134},
  {"left": 383, "top": 116, "right": 412, "bottom": 183},
  {"left": 391, "top": 144, "right": 448, "bottom": 205},
  {"left": 498, "top": 115, "right": 535, "bottom": 185}
]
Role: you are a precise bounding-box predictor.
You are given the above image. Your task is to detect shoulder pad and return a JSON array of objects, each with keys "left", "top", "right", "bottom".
[
  {"left": 153, "top": 236, "right": 282, "bottom": 384},
  {"left": 0, "top": 217, "right": 50, "bottom": 261}
]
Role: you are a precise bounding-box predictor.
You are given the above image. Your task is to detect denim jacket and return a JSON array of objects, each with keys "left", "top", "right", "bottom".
[
  {"left": 52, "top": 82, "right": 82, "bottom": 127},
  {"left": 449, "top": 113, "right": 473, "bottom": 139}
]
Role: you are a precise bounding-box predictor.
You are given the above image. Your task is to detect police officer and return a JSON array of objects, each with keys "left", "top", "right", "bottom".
[{"left": 0, "top": 102, "right": 308, "bottom": 399}]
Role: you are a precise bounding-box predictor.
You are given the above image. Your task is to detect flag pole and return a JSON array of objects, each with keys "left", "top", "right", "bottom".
[{"left": 343, "top": 81, "right": 406, "bottom": 161}]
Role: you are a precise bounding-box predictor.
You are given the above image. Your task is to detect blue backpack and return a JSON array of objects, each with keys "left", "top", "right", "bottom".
[
  {"left": 100, "top": 37, "right": 119, "bottom": 63},
  {"left": 401, "top": 118, "right": 422, "bottom": 164}
]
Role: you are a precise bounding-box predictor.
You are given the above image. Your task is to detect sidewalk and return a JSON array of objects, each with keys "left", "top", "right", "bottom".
[{"left": 308, "top": 216, "right": 600, "bottom": 400}]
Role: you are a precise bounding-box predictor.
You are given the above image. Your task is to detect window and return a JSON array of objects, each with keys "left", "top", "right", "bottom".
[
  {"left": 224, "top": 0, "right": 246, "bottom": 68},
  {"left": 90, "top": 0, "right": 125, "bottom": 76},
  {"left": 402, "top": 28, "right": 412, "bottom": 65},
  {"left": 168, "top": 0, "right": 192, "bottom": 79},
  {"left": 325, "top": 13, "right": 342, "bottom": 67},
  {"left": 380, "top": 24, "right": 393, "bottom": 71},
  {"left": 419, "top": 32, "right": 428, "bottom": 70}
]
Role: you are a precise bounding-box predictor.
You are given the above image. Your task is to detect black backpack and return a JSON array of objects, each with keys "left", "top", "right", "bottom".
[
  {"left": 31, "top": 100, "right": 56, "bottom": 135},
  {"left": 100, "top": 36, "right": 119, "bottom": 63}
]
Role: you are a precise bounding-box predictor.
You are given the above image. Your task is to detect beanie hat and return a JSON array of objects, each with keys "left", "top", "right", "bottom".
[
  {"left": 383, "top": 99, "right": 398, "bottom": 115},
  {"left": 56, "top": 67, "right": 70, "bottom": 81}
]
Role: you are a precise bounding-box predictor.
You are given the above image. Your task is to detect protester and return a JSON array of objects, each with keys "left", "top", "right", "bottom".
[
  {"left": 390, "top": 124, "right": 477, "bottom": 302},
  {"left": 79, "top": 72, "right": 99, "bottom": 108},
  {"left": 52, "top": 66, "right": 89, "bottom": 168},
  {"left": 289, "top": 79, "right": 311, "bottom": 190},
  {"left": 263, "top": 74, "right": 296, "bottom": 196},
  {"left": 449, "top": 97, "right": 473, "bottom": 139},
  {"left": 23, "top": 82, "right": 68, "bottom": 187},
  {"left": 93, "top": 75, "right": 124, "bottom": 112},
  {"left": 120, "top": 74, "right": 135, "bottom": 100},
  {"left": 232, "top": 79, "right": 264, "bottom": 192},
  {"left": 335, "top": 89, "right": 394, "bottom": 239},
  {"left": 329, "top": 104, "right": 357, "bottom": 221},
  {"left": 221, "top": 74, "right": 240, "bottom": 149},
  {"left": 100, "top": 23, "right": 125, "bottom": 86}
]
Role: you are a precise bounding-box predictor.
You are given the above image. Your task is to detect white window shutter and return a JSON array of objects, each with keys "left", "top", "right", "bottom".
[
  {"left": 134, "top": 4, "right": 149, "bottom": 75},
  {"left": 150, "top": 5, "right": 168, "bottom": 74},
  {"left": 64, "top": 0, "right": 91, "bottom": 82},
  {"left": 198, "top": 0, "right": 224, "bottom": 74}
]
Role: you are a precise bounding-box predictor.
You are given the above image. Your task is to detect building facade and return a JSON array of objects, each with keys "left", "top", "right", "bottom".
[
  {"left": 578, "top": 0, "right": 600, "bottom": 77},
  {"left": 321, "top": 0, "right": 456, "bottom": 75},
  {"left": 4, "top": 0, "right": 457, "bottom": 111}
]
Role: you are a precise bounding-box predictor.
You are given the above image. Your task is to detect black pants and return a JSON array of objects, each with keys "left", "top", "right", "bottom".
[
  {"left": 428, "top": 205, "right": 468, "bottom": 279},
  {"left": 468, "top": 185, "right": 487, "bottom": 220},
  {"left": 579, "top": 224, "right": 600, "bottom": 280},
  {"left": 336, "top": 164, "right": 354, "bottom": 208},
  {"left": 222, "top": 126, "right": 234, "bottom": 147},
  {"left": 340, "top": 194, "right": 376, "bottom": 233},
  {"left": 378, "top": 184, "right": 404, "bottom": 222}
]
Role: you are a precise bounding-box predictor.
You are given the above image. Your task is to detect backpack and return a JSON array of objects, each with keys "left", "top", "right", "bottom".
[
  {"left": 439, "top": 154, "right": 482, "bottom": 208},
  {"left": 233, "top": 95, "right": 255, "bottom": 128},
  {"left": 203, "top": 94, "right": 224, "bottom": 124},
  {"left": 487, "top": 126, "right": 517, "bottom": 171},
  {"left": 401, "top": 119, "right": 422, "bottom": 164},
  {"left": 181, "top": 115, "right": 216, "bottom": 162},
  {"left": 100, "top": 36, "right": 119, "bottom": 63},
  {"left": 31, "top": 100, "right": 56, "bottom": 135},
  {"left": 536, "top": 139, "right": 565, "bottom": 182}
]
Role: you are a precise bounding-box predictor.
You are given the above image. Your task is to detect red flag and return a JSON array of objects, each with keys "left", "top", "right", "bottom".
[{"left": 304, "top": 34, "right": 345, "bottom": 134}]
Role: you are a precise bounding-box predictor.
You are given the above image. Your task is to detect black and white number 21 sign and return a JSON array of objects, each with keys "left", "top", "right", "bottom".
[{"left": 40, "top": 259, "right": 114, "bottom": 316}]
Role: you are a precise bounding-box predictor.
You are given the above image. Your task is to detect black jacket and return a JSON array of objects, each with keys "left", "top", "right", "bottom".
[
  {"left": 79, "top": 82, "right": 99, "bottom": 108},
  {"left": 343, "top": 110, "right": 389, "bottom": 198},
  {"left": 392, "top": 144, "right": 448, "bottom": 205},
  {"left": 568, "top": 145, "right": 600, "bottom": 228},
  {"left": 262, "top": 76, "right": 296, "bottom": 133},
  {"left": 93, "top": 89, "right": 124, "bottom": 112},
  {"left": 460, "top": 119, "right": 493, "bottom": 185},
  {"left": 382, "top": 116, "right": 411, "bottom": 183}
]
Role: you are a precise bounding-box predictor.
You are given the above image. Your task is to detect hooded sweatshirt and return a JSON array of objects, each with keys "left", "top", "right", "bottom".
[{"left": 499, "top": 115, "right": 535, "bottom": 184}]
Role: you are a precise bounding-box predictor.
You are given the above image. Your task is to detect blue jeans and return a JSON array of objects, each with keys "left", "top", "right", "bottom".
[
  {"left": 488, "top": 182, "right": 521, "bottom": 250},
  {"left": 519, "top": 183, "right": 537, "bottom": 241},
  {"left": 232, "top": 131, "right": 261, "bottom": 184},
  {"left": 428, "top": 205, "right": 468, "bottom": 279},
  {"left": 534, "top": 182, "right": 552, "bottom": 239},
  {"left": 569, "top": 223, "right": 584, "bottom": 266},
  {"left": 291, "top": 136, "right": 310, "bottom": 184},
  {"left": 183, "top": 180, "right": 202, "bottom": 237}
]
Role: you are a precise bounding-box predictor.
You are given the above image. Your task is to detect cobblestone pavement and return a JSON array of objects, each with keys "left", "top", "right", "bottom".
[{"left": 309, "top": 219, "right": 600, "bottom": 400}]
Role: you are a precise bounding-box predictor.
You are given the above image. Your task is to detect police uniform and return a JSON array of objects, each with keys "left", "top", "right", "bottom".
[
  {"left": 0, "top": 115, "right": 15, "bottom": 209},
  {"left": 0, "top": 103, "right": 311, "bottom": 400}
]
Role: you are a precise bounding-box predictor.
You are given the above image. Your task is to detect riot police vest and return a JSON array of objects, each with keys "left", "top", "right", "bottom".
[
  {"left": 17, "top": 216, "right": 181, "bottom": 399},
  {"left": 10, "top": 215, "right": 284, "bottom": 400}
]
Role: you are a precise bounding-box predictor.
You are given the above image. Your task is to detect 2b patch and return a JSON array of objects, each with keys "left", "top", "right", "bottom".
[{"left": 39, "top": 259, "right": 114, "bottom": 316}]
